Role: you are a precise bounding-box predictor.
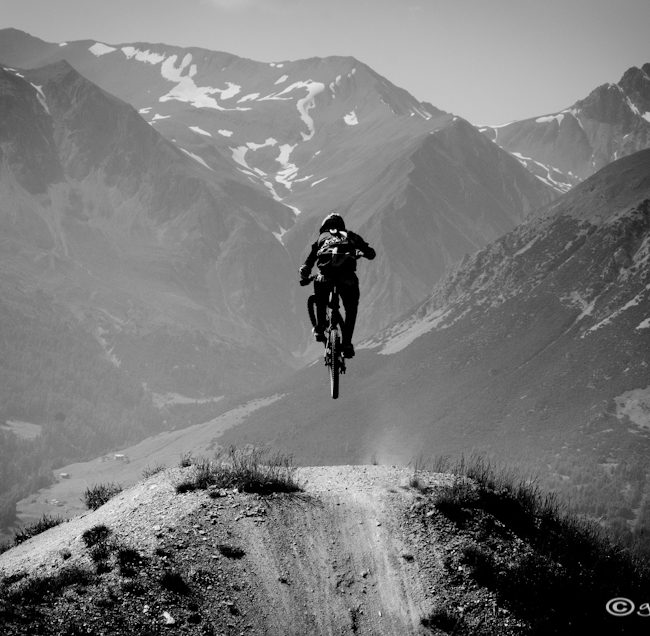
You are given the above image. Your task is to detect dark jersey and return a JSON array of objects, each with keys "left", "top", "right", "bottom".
[{"left": 302, "top": 229, "right": 375, "bottom": 279}]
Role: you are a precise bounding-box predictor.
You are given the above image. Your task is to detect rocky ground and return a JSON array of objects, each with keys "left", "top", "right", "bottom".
[{"left": 0, "top": 464, "right": 584, "bottom": 635}]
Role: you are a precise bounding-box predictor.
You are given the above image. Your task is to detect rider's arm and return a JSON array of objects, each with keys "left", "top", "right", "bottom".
[
  {"left": 299, "top": 241, "right": 319, "bottom": 278},
  {"left": 351, "top": 233, "right": 376, "bottom": 260}
]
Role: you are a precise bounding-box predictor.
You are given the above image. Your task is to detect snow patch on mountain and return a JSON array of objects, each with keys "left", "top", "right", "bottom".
[
  {"left": 151, "top": 113, "right": 170, "bottom": 122},
  {"left": 412, "top": 107, "right": 432, "bottom": 120},
  {"left": 536, "top": 114, "right": 565, "bottom": 125},
  {"left": 262, "top": 180, "right": 283, "bottom": 202},
  {"left": 511, "top": 152, "right": 571, "bottom": 193},
  {"left": 180, "top": 148, "right": 213, "bottom": 171},
  {"left": 30, "top": 84, "right": 49, "bottom": 114},
  {"left": 275, "top": 144, "right": 299, "bottom": 190},
  {"left": 230, "top": 146, "right": 250, "bottom": 169},
  {"left": 562, "top": 108, "right": 586, "bottom": 132},
  {"left": 513, "top": 236, "right": 539, "bottom": 257},
  {"left": 273, "top": 227, "right": 289, "bottom": 244},
  {"left": 260, "top": 80, "right": 325, "bottom": 140},
  {"left": 637, "top": 318, "right": 650, "bottom": 330},
  {"left": 121, "top": 47, "right": 166, "bottom": 65},
  {"left": 562, "top": 292, "right": 596, "bottom": 321},
  {"left": 275, "top": 75, "right": 289, "bottom": 85},
  {"left": 238, "top": 92, "right": 259, "bottom": 102},
  {"left": 615, "top": 385, "right": 650, "bottom": 430},
  {"left": 311, "top": 177, "right": 328, "bottom": 187},
  {"left": 218, "top": 129, "right": 233, "bottom": 137},
  {"left": 89, "top": 43, "right": 117, "bottom": 57},
  {"left": 189, "top": 125, "right": 212, "bottom": 137},
  {"left": 626, "top": 97, "right": 640, "bottom": 116},
  {"left": 344, "top": 111, "right": 359, "bottom": 126},
  {"left": 247, "top": 138, "right": 277, "bottom": 151},
  {"left": 329, "top": 75, "right": 343, "bottom": 93},
  {"left": 584, "top": 284, "right": 650, "bottom": 336},
  {"left": 139, "top": 107, "right": 152, "bottom": 114},
  {"left": 159, "top": 54, "right": 251, "bottom": 112},
  {"left": 276, "top": 166, "right": 299, "bottom": 190}
]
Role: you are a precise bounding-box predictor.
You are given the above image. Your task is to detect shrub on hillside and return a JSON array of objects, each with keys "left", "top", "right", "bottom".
[
  {"left": 115, "top": 546, "right": 145, "bottom": 578},
  {"left": 179, "top": 452, "right": 194, "bottom": 468},
  {"left": 13, "top": 514, "right": 67, "bottom": 545},
  {"left": 216, "top": 544, "right": 246, "bottom": 559},
  {"left": 159, "top": 569, "right": 191, "bottom": 595},
  {"left": 83, "top": 483, "right": 122, "bottom": 510},
  {"left": 81, "top": 524, "right": 112, "bottom": 548},
  {"left": 428, "top": 454, "right": 650, "bottom": 633},
  {"left": 142, "top": 463, "right": 166, "bottom": 479},
  {"left": 175, "top": 446, "right": 301, "bottom": 495},
  {"left": 175, "top": 457, "right": 215, "bottom": 493}
]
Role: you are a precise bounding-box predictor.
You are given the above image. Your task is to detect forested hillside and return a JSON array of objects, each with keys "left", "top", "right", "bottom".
[{"left": 0, "top": 284, "right": 161, "bottom": 528}]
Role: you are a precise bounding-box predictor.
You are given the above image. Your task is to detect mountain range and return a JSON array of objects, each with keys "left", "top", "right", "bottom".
[
  {"left": 1, "top": 27, "right": 650, "bottom": 541},
  {"left": 0, "top": 27, "right": 556, "bottom": 344},
  {"left": 480, "top": 63, "right": 650, "bottom": 192}
]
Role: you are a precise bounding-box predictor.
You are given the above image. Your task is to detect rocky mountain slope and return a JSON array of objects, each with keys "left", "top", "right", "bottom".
[
  {"left": 0, "top": 28, "right": 557, "bottom": 338},
  {"left": 2, "top": 463, "right": 646, "bottom": 635},
  {"left": 216, "top": 150, "right": 650, "bottom": 534},
  {"left": 0, "top": 60, "right": 297, "bottom": 392},
  {"left": 480, "top": 63, "right": 650, "bottom": 192}
]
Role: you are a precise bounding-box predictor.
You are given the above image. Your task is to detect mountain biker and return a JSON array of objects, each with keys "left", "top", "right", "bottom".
[{"left": 299, "top": 213, "right": 376, "bottom": 358}]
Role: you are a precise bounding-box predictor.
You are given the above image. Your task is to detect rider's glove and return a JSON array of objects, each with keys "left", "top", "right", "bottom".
[
  {"left": 298, "top": 264, "right": 311, "bottom": 286},
  {"left": 364, "top": 247, "right": 376, "bottom": 260}
]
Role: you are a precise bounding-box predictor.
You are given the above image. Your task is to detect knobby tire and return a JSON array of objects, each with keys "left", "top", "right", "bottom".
[{"left": 329, "top": 329, "right": 339, "bottom": 399}]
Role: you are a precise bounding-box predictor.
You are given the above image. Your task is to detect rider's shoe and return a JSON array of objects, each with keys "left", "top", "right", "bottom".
[
  {"left": 312, "top": 327, "right": 326, "bottom": 343},
  {"left": 342, "top": 343, "right": 355, "bottom": 358}
]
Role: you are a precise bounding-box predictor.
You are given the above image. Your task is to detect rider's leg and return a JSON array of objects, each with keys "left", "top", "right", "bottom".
[
  {"left": 313, "top": 279, "right": 330, "bottom": 340},
  {"left": 339, "top": 278, "right": 360, "bottom": 347}
]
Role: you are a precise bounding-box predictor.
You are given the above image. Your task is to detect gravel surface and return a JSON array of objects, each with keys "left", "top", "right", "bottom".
[{"left": 0, "top": 464, "right": 526, "bottom": 635}]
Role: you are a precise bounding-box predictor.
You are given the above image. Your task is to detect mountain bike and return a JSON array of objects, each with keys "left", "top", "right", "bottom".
[
  {"left": 308, "top": 281, "right": 345, "bottom": 398},
  {"left": 301, "top": 254, "right": 362, "bottom": 399}
]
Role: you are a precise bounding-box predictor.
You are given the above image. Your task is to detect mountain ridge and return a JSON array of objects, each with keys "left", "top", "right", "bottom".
[
  {"left": 1, "top": 28, "right": 557, "bottom": 342},
  {"left": 480, "top": 63, "right": 650, "bottom": 191}
]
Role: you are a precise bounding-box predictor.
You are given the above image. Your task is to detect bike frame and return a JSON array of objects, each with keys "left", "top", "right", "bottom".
[{"left": 307, "top": 280, "right": 346, "bottom": 398}]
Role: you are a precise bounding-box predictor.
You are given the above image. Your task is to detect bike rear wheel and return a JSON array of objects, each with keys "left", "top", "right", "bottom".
[{"left": 329, "top": 329, "right": 340, "bottom": 399}]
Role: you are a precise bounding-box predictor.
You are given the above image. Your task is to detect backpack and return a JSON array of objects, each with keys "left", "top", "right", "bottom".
[{"left": 316, "top": 230, "right": 356, "bottom": 275}]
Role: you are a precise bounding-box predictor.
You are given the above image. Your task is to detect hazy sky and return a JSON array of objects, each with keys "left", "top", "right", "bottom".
[{"left": 1, "top": 0, "right": 649, "bottom": 124}]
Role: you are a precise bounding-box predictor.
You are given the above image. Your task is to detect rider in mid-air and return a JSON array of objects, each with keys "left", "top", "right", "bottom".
[{"left": 299, "top": 213, "right": 376, "bottom": 358}]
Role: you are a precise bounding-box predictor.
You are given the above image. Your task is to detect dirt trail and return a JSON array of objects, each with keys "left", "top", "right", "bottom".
[
  {"left": 1, "top": 465, "right": 449, "bottom": 635},
  {"left": 235, "top": 466, "right": 433, "bottom": 634}
]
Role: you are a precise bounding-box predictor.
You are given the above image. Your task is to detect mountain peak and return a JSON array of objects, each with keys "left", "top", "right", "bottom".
[{"left": 618, "top": 63, "right": 650, "bottom": 92}]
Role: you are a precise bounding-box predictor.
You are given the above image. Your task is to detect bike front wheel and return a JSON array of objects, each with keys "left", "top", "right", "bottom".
[{"left": 329, "top": 329, "right": 340, "bottom": 399}]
